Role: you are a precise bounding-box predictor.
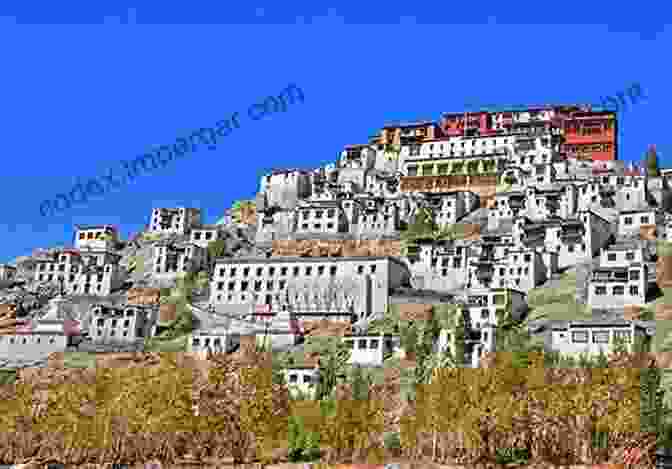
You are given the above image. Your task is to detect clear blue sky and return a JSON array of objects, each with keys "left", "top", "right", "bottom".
[{"left": 0, "top": 4, "right": 670, "bottom": 263}]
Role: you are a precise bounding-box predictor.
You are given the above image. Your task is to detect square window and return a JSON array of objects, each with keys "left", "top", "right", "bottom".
[
  {"left": 571, "top": 331, "right": 588, "bottom": 343},
  {"left": 592, "top": 331, "right": 610, "bottom": 344}
]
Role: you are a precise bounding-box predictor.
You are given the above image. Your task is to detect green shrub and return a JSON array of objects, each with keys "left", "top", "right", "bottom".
[
  {"left": 288, "top": 414, "right": 321, "bottom": 462},
  {"left": 383, "top": 431, "right": 401, "bottom": 453},
  {"left": 495, "top": 447, "right": 530, "bottom": 465}
]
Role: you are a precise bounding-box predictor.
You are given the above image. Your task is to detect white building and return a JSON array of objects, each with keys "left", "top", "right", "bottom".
[
  {"left": 0, "top": 296, "right": 81, "bottom": 362},
  {"left": 153, "top": 241, "right": 207, "bottom": 276},
  {"left": 190, "top": 224, "right": 225, "bottom": 249},
  {"left": 89, "top": 304, "right": 157, "bottom": 344},
  {"left": 210, "top": 256, "right": 411, "bottom": 322},
  {"left": 342, "top": 334, "right": 396, "bottom": 366},
  {"left": 0, "top": 264, "right": 17, "bottom": 288},
  {"left": 588, "top": 243, "right": 649, "bottom": 309},
  {"left": 149, "top": 207, "right": 202, "bottom": 235},
  {"left": 74, "top": 225, "right": 119, "bottom": 251},
  {"left": 550, "top": 320, "right": 653, "bottom": 357},
  {"left": 187, "top": 328, "right": 241, "bottom": 358},
  {"left": 259, "top": 169, "right": 313, "bottom": 211},
  {"left": 617, "top": 208, "right": 663, "bottom": 238},
  {"left": 34, "top": 249, "right": 125, "bottom": 296},
  {"left": 284, "top": 366, "right": 320, "bottom": 398}
]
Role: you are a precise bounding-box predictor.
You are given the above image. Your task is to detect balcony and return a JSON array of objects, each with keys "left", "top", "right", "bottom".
[{"left": 475, "top": 268, "right": 494, "bottom": 282}]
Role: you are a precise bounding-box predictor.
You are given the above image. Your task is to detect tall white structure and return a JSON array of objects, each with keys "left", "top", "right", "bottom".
[{"left": 149, "top": 207, "right": 202, "bottom": 235}]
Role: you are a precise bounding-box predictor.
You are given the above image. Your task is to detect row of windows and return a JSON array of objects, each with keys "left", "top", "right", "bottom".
[
  {"left": 623, "top": 215, "right": 651, "bottom": 225},
  {"left": 192, "top": 337, "right": 224, "bottom": 347},
  {"left": 39, "top": 262, "right": 110, "bottom": 272},
  {"left": 343, "top": 338, "right": 392, "bottom": 350},
  {"left": 300, "top": 209, "right": 337, "bottom": 219},
  {"left": 567, "top": 330, "right": 631, "bottom": 344},
  {"left": 288, "top": 374, "right": 313, "bottom": 384},
  {"left": 299, "top": 223, "right": 336, "bottom": 230},
  {"left": 96, "top": 328, "right": 137, "bottom": 337},
  {"left": 0, "top": 336, "right": 58, "bottom": 344},
  {"left": 217, "top": 264, "right": 378, "bottom": 278},
  {"left": 606, "top": 252, "right": 637, "bottom": 261},
  {"left": 96, "top": 318, "right": 132, "bottom": 327},
  {"left": 192, "top": 231, "right": 216, "bottom": 241},
  {"left": 78, "top": 231, "right": 113, "bottom": 240},
  {"left": 594, "top": 285, "right": 640, "bottom": 295}
]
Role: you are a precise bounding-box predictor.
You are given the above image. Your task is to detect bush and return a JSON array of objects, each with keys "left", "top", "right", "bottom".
[
  {"left": 383, "top": 431, "right": 401, "bottom": 454},
  {"left": 495, "top": 447, "right": 530, "bottom": 465},
  {"left": 288, "top": 414, "right": 321, "bottom": 462}
]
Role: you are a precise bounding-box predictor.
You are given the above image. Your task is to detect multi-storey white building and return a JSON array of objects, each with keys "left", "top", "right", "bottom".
[
  {"left": 342, "top": 333, "right": 396, "bottom": 366},
  {"left": 550, "top": 320, "right": 653, "bottom": 357},
  {"left": 153, "top": 241, "right": 206, "bottom": 276},
  {"left": 189, "top": 224, "right": 225, "bottom": 249},
  {"left": 0, "top": 264, "right": 17, "bottom": 288},
  {"left": 467, "top": 245, "right": 547, "bottom": 292},
  {"left": 89, "top": 304, "right": 157, "bottom": 344},
  {"left": 149, "top": 207, "right": 202, "bottom": 235},
  {"left": 0, "top": 297, "right": 81, "bottom": 362},
  {"left": 209, "top": 256, "right": 411, "bottom": 321},
  {"left": 588, "top": 243, "right": 649, "bottom": 309},
  {"left": 617, "top": 208, "right": 664, "bottom": 238},
  {"left": 74, "top": 225, "right": 119, "bottom": 251},
  {"left": 34, "top": 249, "right": 125, "bottom": 296},
  {"left": 259, "top": 169, "right": 313, "bottom": 211}
]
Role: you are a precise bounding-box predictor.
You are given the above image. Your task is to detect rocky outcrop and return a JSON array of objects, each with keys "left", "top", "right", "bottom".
[
  {"left": 622, "top": 305, "right": 642, "bottom": 320},
  {"left": 272, "top": 239, "right": 402, "bottom": 257},
  {"left": 640, "top": 224, "right": 657, "bottom": 241},
  {"left": 397, "top": 303, "right": 433, "bottom": 321},
  {"left": 657, "top": 256, "right": 672, "bottom": 290},
  {"left": 127, "top": 287, "right": 161, "bottom": 305}
]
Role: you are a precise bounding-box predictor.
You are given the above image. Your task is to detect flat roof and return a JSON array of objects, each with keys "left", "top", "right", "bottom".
[{"left": 213, "top": 256, "right": 408, "bottom": 268}]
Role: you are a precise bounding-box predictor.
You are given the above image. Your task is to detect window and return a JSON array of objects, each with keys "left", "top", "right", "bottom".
[
  {"left": 370, "top": 265, "right": 377, "bottom": 274},
  {"left": 614, "top": 330, "right": 632, "bottom": 343},
  {"left": 592, "top": 331, "right": 610, "bottom": 344},
  {"left": 293, "top": 267, "right": 300, "bottom": 276},
  {"left": 289, "top": 374, "right": 298, "bottom": 383},
  {"left": 571, "top": 331, "right": 588, "bottom": 343},
  {"left": 357, "top": 266, "right": 364, "bottom": 274},
  {"left": 327, "top": 209, "right": 335, "bottom": 218},
  {"left": 625, "top": 251, "right": 635, "bottom": 261},
  {"left": 306, "top": 267, "right": 312, "bottom": 275},
  {"left": 624, "top": 217, "right": 633, "bottom": 225},
  {"left": 205, "top": 232, "right": 212, "bottom": 240},
  {"left": 303, "top": 375, "right": 312, "bottom": 384},
  {"left": 630, "top": 285, "right": 639, "bottom": 295},
  {"left": 281, "top": 267, "right": 288, "bottom": 276},
  {"left": 481, "top": 309, "right": 489, "bottom": 319},
  {"left": 370, "top": 339, "right": 379, "bottom": 349},
  {"left": 269, "top": 267, "right": 275, "bottom": 276},
  {"left": 256, "top": 267, "right": 263, "bottom": 276},
  {"left": 358, "top": 339, "right": 367, "bottom": 349},
  {"left": 568, "top": 245, "right": 575, "bottom": 253},
  {"left": 243, "top": 268, "right": 250, "bottom": 277},
  {"left": 641, "top": 216, "right": 650, "bottom": 224},
  {"left": 595, "top": 286, "right": 607, "bottom": 295},
  {"left": 613, "top": 286, "right": 625, "bottom": 295},
  {"left": 330, "top": 266, "right": 337, "bottom": 275},
  {"left": 607, "top": 253, "right": 617, "bottom": 261},
  {"left": 124, "top": 320, "right": 130, "bottom": 327},
  {"left": 630, "top": 270, "right": 640, "bottom": 281}
]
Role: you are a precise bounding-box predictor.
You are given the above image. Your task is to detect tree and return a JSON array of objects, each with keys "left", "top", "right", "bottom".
[
  {"left": 199, "top": 350, "right": 291, "bottom": 466},
  {"left": 646, "top": 144, "right": 660, "bottom": 177},
  {"left": 207, "top": 239, "right": 227, "bottom": 272},
  {"left": 314, "top": 340, "right": 351, "bottom": 401},
  {"left": 350, "top": 364, "right": 371, "bottom": 400}
]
